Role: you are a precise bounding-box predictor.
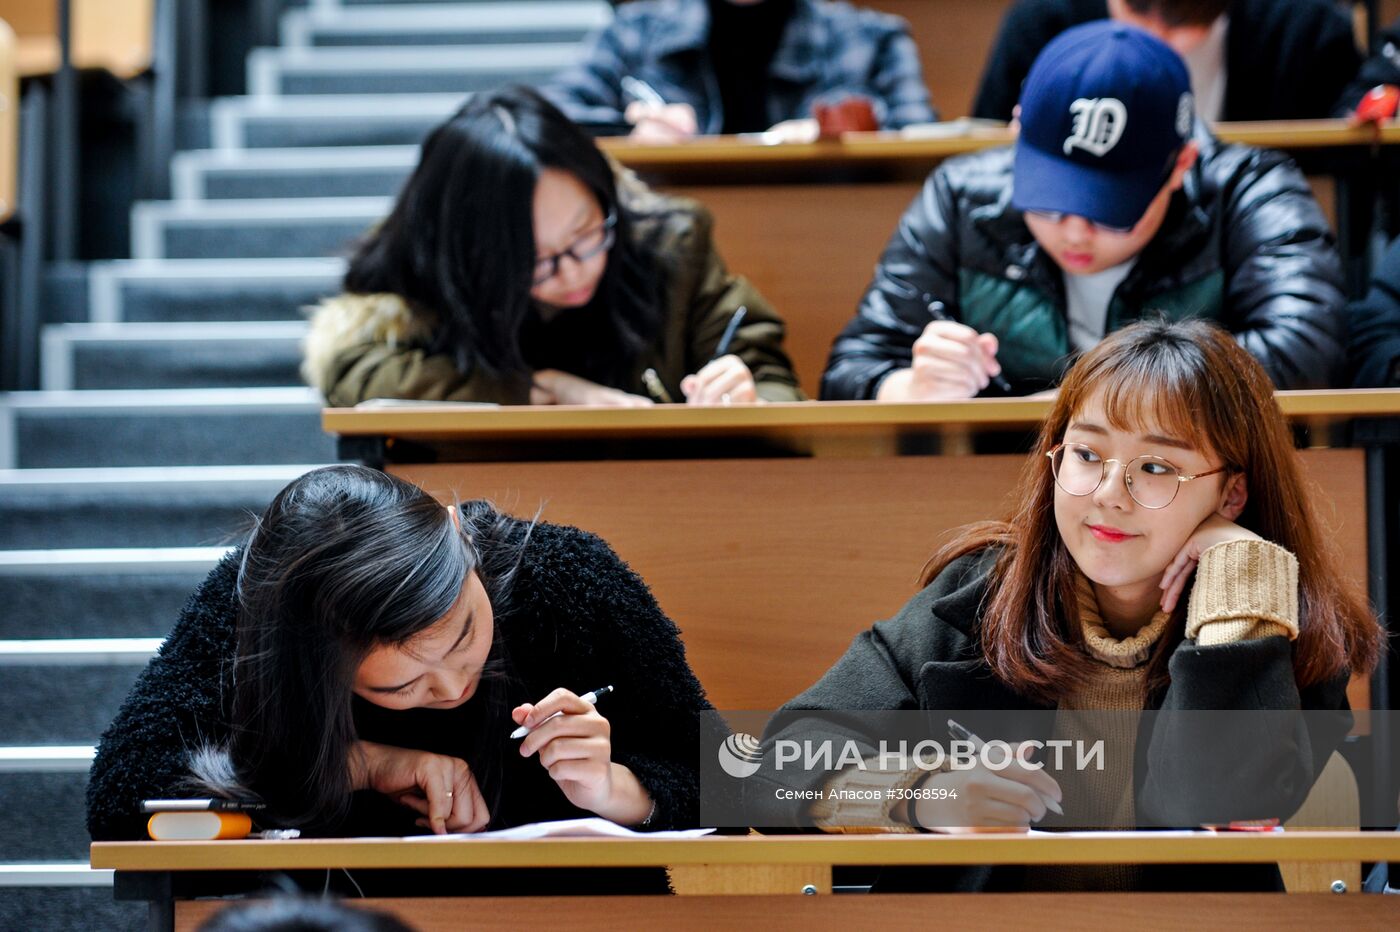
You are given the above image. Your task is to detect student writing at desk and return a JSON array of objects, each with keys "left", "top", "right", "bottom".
[
  {"left": 542, "top": 0, "right": 936, "bottom": 140},
  {"left": 754, "top": 319, "right": 1382, "bottom": 891},
  {"left": 87, "top": 466, "right": 712, "bottom": 891},
  {"left": 821, "top": 23, "right": 1345, "bottom": 401},
  {"left": 302, "top": 87, "right": 802, "bottom": 407}
]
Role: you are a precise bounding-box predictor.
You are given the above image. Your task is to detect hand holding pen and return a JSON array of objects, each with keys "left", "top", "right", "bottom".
[
  {"left": 679, "top": 305, "right": 760, "bottom": 405},
  {"left": 883, "top": 298, "right": 1011, "bottom": 402},
  {"left": 910, "top": 719, "right": 1063, "bottom": 833},
  {"left": 511, "top": 685, "right": 651, "bottom": 823},
  {"left": 621, "top": 76, "right": 698, "bottom": 142}
]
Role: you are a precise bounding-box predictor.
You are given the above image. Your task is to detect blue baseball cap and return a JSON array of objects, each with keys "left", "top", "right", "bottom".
[{"left": 1012, "top": 22, "right": 1194, "bottom": 231}]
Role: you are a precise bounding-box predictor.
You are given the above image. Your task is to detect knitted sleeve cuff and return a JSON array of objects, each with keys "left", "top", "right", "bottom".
[
  {"left": 1185, "top": 538, "right": 1299, "bottom": 645},
  {"left": 809, "top": 760, "right": 925, "bottom": 834}
]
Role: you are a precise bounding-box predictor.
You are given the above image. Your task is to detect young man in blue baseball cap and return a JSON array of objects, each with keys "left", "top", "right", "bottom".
[{"left": 822, "top": 21, "right": 1345, "bottom": 401}]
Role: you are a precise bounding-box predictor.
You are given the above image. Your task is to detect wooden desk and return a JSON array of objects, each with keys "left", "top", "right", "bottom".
[
  {"left": 598, "top": 122, "right": 1398, "bottom": 395},
  {"left": 326, "top": 391, "right": 1400, "bottom": 714},
  {"left": 91, "top": 831, "right": 1400, "bottom": 931}
]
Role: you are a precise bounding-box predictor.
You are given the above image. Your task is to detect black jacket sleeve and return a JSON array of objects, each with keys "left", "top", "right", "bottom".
[
  {"left": 1346, "top": 235, "right": 1400, "bottom": 388},
  {"left": 510, "top": 524, "right": 714, "bottom": 830},
  {"left": 1214, "top": 146, "right": 1346, "bottom": 388},
  {"left": 539, "top": 17, "right": 638, "bottom": 131},
  {"left": 85, "top": 554, "right": 241, "bottom": 841},
  {"left": 819, "top": 166, "right": 965, "bottom": 400},
  {"left": 1137, "top": 638, "right": 1351, "bottom": 827}
]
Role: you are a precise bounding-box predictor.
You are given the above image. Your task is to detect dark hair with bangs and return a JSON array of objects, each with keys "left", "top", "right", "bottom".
[
  {"left": 193, "top": 465, "right": 529, "bottom": 828},
  {"left": 1123, "top": 0, "right": 1229, "bottom": 27},
  {"left": 921, "top": 318, "right": 1381, "bottom": 703},
  {"left": 343, "top": 85, "right": 666, "bottom": 391}
]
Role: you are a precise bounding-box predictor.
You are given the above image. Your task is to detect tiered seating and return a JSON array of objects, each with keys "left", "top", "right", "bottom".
[{"left": 0, "top": 1, "right": 607, "bottom": 927}]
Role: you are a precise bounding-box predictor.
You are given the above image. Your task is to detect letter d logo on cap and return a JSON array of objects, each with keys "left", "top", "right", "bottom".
[{"left": 1063, "top": 98, "right": 1127, "bottom": 157}]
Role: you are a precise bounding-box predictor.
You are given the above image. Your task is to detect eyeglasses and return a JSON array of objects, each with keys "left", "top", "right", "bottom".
[
  {"left": 1046, "top": 442, "right": 1230, "bottom": 510},
  {"left": 1024, "top": 210, "right": 1135, "bottom": 235},
  {"left": 531, "top": 210, "right": 617, "bottom": 286}
]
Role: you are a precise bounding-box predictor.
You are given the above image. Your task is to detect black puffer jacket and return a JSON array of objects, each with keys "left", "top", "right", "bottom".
[
  {"left": 87, "top": 520, "right": 712, "bottom": 843},
  {"left": 821, "top": 130, "right": 1346, "bottom": 400}
]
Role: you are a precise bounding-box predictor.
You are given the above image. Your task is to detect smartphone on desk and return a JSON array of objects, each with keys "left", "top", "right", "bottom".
[{"left": 140, "top": 798, "right": 265, "bottom": 813}]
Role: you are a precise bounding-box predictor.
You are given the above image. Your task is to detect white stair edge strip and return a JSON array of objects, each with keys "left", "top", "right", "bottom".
[
  {"left": 0, "top": 639, "right": 163, "bottom": 665},
  {"left": 0, "top": 746, "right": 96, "bottom": 773},
  {"left": 0, "top": 547, "right": 230, "bottom": 575},
  {"left": 0, "top": 464, "right": 325, "bottom": 488},
  {"left": 40, "top": 327, "right": 73, "bottom": 394},
  {"left": 288, "top": 2, "right": 608, "bottom": 37},
  {"left": 1, "top": 386, "right": 322, "bottom": 410},
  {"left": 0, "top": 403, "right": 12, "bottom": 470},
  {"left": 133, "top": 195, "right": 391, "bottom": 222},
  {"left": 90, "top": 257, "right": 347, "bottom": 278},
  {"left": 43, "top": 321, "right": 310, "bottom": 343},
  {"left": 176, "top": 144, "right": 418, "bottom": 171},
  {"left": 247, "top": 43, "right": 579, "bottom": 99},
  {"left": 0, "top": 865, "right": 113, "bottom": 887}
]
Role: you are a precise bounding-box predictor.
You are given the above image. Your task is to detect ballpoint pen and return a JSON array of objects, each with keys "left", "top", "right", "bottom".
[
  {"left": 947, "top": 718, "right": 1063, "bottom": 817},
  {"left": 926, "top": 298, "right": 1013, "bottom": 394},
  {"left": 511, "top": 685, "right": 615, "bottom": 739}
]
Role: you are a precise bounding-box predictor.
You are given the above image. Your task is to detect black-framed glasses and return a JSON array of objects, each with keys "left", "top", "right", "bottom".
[
  {"left": 1023, "top": 209, "right": 1135, "bottom": 235},
  {"left": 531, "top": 210, "right": 617, "bottom": 286},
  {"left": 1046, "top": 442, "right": 1230, "bottom": 510}
]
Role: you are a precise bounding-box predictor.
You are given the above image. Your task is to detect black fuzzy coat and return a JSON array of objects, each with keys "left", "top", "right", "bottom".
[{"left": 87, "top": 521, "right": 712, "bottom": 845}]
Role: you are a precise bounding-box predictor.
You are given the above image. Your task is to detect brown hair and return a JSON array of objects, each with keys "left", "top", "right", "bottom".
[
  {"left": 921, "top": 318, "right": 1381, "bottom": 703},
  {"left": 1123, "top": 0, "right": 1229, "bottom": 28}
]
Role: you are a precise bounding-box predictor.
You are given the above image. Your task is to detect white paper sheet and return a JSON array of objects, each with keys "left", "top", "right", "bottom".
[{"left": 406, "top": 817, "right": 717, "bottom": 841}]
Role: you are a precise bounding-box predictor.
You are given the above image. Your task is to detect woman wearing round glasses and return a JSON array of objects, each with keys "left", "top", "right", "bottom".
[
  {"left": 750, "top": 318, "right": 1380, "bottom": 890},
  {"left": 304, "top": 86, "right": 802, "bottom": 407}
]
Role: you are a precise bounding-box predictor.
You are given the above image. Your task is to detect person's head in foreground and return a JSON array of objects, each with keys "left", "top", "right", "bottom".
[
  {"left": 929, "top": 317, "right": 1380, "bottom": 699},
  {"left": 1013, "top": 21, "right": 1199, "bottom": 277},
  {"left": 197, "top": 896, "right": 415, "bottom": 932}
]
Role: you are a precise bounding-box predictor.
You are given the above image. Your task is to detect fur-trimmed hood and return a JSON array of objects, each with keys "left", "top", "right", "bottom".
[{"left": 301, "top": 291, "right": 435, "bottom": 394}]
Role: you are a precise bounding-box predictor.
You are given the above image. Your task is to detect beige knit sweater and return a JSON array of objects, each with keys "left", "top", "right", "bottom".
[{"left": 812, "top": 538, "right": 1300, "bottom": 849}]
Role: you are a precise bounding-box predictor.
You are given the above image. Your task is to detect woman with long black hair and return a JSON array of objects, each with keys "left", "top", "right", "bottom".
[
  {"left": 302, "top": 86, "right": 802, "bottom": 406},
  {"left": 87, "top": 466, "right": 711, "bottom": 859}
]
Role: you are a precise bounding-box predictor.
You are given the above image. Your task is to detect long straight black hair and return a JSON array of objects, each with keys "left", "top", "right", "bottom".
[
  {"left": 344, "top": 86, "right": 667, "bottom": 389},
  {"left": 193, "top": 465, "right": 530, "bottom": 829}
]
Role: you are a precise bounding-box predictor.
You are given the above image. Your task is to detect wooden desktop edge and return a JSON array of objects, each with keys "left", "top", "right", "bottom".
[
  {"left": 597, "top": 121, "right": 1400, "bottom": 168},
  {"left": 322, "top": 390, "right": 1400, "bottom": 439},
  {"left": 91, "top": 831, "right": 1400, "bottom": 872}
]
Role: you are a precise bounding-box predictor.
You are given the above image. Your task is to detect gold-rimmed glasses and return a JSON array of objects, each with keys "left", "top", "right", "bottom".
[{"left": 1046, "top": 442, "right": 1230, "bottom": 509}]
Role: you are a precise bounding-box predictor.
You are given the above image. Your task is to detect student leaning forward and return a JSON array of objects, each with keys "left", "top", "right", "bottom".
[
  {"left": 86, "top": 466, "right": 712, "bottom": 894},
  {"left": 749, "top": 318, "right": 1382, "bottom": 892}
]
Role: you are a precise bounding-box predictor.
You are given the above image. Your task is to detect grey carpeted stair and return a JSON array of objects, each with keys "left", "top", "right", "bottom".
[
  {"left": 211, "top": 93, "right": 461, "bottom": 148},
  {"left": 131, "top": 197, "right": 388, "bottom": 260},
  {"left": 282, "top": 1, "right": 607, "bottom": 48},
  {"left": 1, "top": 389, "right": 336, "bottom": 468},
  {"left": 0, "top": 467, "right": 314, "bottom": 549},
  {"left": 0, "top": 886, "right": 140, "bottom": 932},
  {"left": 42, "top": 323, "right": 308, "bottom": 391},
  {"left": 247, "top": 43, "right": 575, "bottom": 96},
  {"left": 44, "top": 260, "right": 342, "bottom": 326},
  {"left": 173, "top": 146, "right": 415, "bottom": 200},
  {"left": 0, "top": 550, "right": 220, "bottom": 639}
]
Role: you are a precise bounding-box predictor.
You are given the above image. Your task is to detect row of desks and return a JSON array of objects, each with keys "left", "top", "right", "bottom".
[
  {"left": 91, "top": 832, "right": 1400, "bottom": 929},
  {"left": 594, "top": 122, "right": 1400, "bottom": 397}
]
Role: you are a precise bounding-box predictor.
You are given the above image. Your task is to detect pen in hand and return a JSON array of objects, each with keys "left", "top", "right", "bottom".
[
  {"left": 926, "top": 298, "right": 1013, "bottom": 395},
  {"left": 947, "top": 718, "right": 1063, "bottom": 817},
  {"left": 642, "top": 368, "right": 674, "bottom": 404},
  {"left": 711, "top": 305, "right": 747, "bottom": 360},
  {"left": 621, "top": 76, "right": 667, "bottom": 108},
  {"left": 510, "top": 685, "right": 615, "bottom": 739}
]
